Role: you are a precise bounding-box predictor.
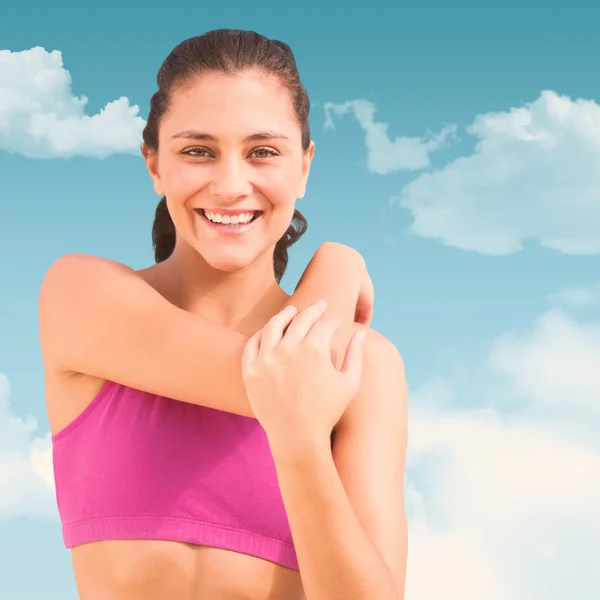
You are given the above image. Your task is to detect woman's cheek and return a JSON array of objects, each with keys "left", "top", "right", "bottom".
[
  {"left": 256, "top": 169, "right": 298, "bottom": 202},
  {"left": 169, "top": 162, "right": 206, "bottom": 196}
]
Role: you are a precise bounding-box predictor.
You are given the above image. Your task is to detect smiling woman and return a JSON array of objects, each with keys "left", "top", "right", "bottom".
[
  {"left": 39, "top": 28, "right": 407, "bottom": 600},
  {"left": 143, "top": 53, "right": 313, "bottom": 279}
]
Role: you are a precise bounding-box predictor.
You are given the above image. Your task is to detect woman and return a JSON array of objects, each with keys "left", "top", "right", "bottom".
[{"left": 39, "top": 30, "right": 408, "bottom": 599}]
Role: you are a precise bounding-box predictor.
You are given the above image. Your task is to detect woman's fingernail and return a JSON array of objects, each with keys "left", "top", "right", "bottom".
[{"left": 316, "top": 299, "right": 327, "bottom": 309}]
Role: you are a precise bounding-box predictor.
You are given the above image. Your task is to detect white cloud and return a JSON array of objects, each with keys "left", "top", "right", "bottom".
[
  {"left": 489, "top": 310, "right": 600, "bottom": 422},
  {"left": 395, "top": 90, "right": 600, "bottom": 255},
  {"left": 0, "top": 47, "right": 145, "bottom": 159},
  {"left": 0, "top": 373, "right": 55, "bottom": 520},
  {"left": 404, "top": 308, "right": 600, "bottom": 600},
  {"left": 548, "top": 283, "right": 600, "bottom": 309},
  {"left": 324, "top": 99, "right": 456, "bottom": 173},
  {"left": 405, "top": 509, "right": 513, "bottom": 600}
]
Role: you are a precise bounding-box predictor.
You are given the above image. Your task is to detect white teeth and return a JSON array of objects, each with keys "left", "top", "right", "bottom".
[{"left": 203, "top": 210, "right": 256, "bottom": 225}]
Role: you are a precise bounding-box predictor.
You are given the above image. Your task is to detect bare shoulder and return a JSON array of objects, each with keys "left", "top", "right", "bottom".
[
  {"left": 41, "top": 254, "right": 107, "bottom": 342},
  {"left": 39, "top": 253, "right": 147, "bottom": 435},
  {"left": 41, "top": 254, "right": 116, "bottom": 366},
  {"left": 362, "top": 326, "right": 407, "bottom": 414},
  {"left": 40, "top": 252, "right": 137, "bottom": 298},
  {"left": 353, "top": 323, "right": 406, "bottom": 379},
  {"left": 338, "top": 323, "right": 408, "bottom": 438},
  {"left": 39, "top": 252, "right": 158, "bottom": 336}
]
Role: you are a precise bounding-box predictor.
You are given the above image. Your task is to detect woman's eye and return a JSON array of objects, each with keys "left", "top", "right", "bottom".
[
  {"left": 183, "top": 148, "right": 211, "bottom": 157},
  {"left": 251, "top": 148, "right": 277, "bottom": 159},
  {"left": 182, "top": 147, "right": 278, "bottom": 159}
]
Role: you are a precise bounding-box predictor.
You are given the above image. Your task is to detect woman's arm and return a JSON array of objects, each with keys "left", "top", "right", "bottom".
[
  {"left": 268, "top": 328, "right": 409, "bottom": 599},
  {"left": 38, "top": 243, "right": 367, "bottom": 418},
  {"left": 285, "top": 242, "right": 368, "bottom": 370}
]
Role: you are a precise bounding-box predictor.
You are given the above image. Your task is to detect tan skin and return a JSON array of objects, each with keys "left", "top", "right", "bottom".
[{"left": 39, "top": 71, "right": 407, "bottom": 599}]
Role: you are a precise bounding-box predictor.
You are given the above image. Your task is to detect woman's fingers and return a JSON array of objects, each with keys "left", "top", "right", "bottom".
[
  {"left": 241, "top": 328, "right": 263, "bottom": 374},
  {"left": 277, "top": 299, "right": 328, "bottom": 351},
  {"left": 259, "top": 305, "right": 299, "bottom": 354},
  {"left": 303, "top": 314, "right": 343, "bottom": 358}
]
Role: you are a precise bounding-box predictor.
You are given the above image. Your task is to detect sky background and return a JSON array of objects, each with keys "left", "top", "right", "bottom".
[{"left": 1, "top": 1, "right": 599, "bottom": 598}]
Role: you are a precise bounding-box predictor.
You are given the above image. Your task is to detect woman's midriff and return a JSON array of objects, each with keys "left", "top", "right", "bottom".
[{"left": 71, "top": 540, "right": 305, "bottom": 600}]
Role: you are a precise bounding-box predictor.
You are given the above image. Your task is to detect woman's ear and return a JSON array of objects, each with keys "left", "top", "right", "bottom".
[
  {"left": 297, "top": 140, "right": 315, "bottom": 199},
  {"left": 141, "top": 144, "right": 165, "bottom": 196}
]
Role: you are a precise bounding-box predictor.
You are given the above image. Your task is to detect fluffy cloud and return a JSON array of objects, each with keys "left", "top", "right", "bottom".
[
  {"left": 404, "top": 301, "right": 600, "bottom": 600},
  {"left": 548, "top": 283, "right": 600, "bottom": 309},
  {"left": 328, "top": 91, "right": 600, "bottom": 255},
  {"left": 0, "top": 374, "right": 55, "bottom": 520},
  {"left": 324, "top": 99, "right": 456, "bottom": 173},
  {"left": 490, "top": 309, "right": 600, "bottom": 424},
  {"left": 395, "top": 91, "right": 600, "bottom": 255},
  {"left": 0, "top": 47, "right": 145, "bottom": 159}
]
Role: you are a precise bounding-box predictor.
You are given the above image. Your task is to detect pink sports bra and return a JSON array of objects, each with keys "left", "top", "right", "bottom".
[{"left": 51, "top": 380, "right": 299, "bottom": 570}]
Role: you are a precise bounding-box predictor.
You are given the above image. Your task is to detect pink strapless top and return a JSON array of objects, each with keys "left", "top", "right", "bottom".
[{"left": 51, "top": 380, "right": 299, "bottom": 570}]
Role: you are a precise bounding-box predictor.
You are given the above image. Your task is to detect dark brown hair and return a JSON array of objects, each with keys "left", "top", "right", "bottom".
[{"left": 142, "top": 29, "right": 311, "bottom": 283}]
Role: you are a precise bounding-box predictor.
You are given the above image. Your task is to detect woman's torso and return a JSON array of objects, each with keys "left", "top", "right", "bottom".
[
  {"left": 44, "top": 266, "right": 305, "bottom": 600},
  {"left": 46, "top": 371, "right": 305, "bottom": 600}
]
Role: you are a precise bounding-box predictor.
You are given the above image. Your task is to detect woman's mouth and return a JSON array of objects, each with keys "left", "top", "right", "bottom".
[{"left": 195, "top": 209, "right": 263, "bottom": 236}]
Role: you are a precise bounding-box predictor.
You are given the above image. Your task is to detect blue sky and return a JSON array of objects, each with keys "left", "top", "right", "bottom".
[{"left": 1, "top": 1, "right": 599, "bottom": 598}]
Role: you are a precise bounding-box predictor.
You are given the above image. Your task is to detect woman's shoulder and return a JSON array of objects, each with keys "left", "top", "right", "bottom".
[
  {"left": 350, "top": 323, "right": 407, "bottom": 409},
  {"left": 351, "top": 322, "right": 405, "bottom": 372},
  {"left": 40, "top": 253, "right": 157, "bottom": 300},
  {"left": 38, "top": 253, "right": 159, "bottom": 362},
  {"left": 44, "top": 252, "right": 144, "bottom": 276},
  {"left": 41, "top": 253, "right": 129, "bottom": 291},
  {"left": 335, "top": 322, "right": 408, "bottom": 442}
]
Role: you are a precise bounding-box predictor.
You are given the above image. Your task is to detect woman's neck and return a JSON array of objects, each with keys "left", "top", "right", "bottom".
[{"left": 148, "top": 245, "right": 290, "bottom": 336}]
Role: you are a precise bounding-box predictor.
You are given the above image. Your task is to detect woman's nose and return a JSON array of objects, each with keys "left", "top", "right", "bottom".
[{"left": 208, "top": 157, "right": 252, "bottom": 201}]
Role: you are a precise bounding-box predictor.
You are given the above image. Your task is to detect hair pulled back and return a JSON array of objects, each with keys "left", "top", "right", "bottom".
[{"left": 142, "top": 29, "right": 311, "bottom": 282}]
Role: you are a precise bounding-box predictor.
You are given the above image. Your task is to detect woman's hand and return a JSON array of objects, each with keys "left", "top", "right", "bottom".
[{"left": 241, "top": 300, "right": 367, "bottom": 453}]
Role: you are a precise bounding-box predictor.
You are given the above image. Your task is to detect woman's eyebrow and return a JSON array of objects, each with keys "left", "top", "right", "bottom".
[{"left": 170, "top": 130, "right": 290, "bottom": 142}]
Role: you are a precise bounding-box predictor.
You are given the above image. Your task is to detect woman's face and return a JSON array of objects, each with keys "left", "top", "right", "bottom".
[{"left": 144, "top": 70, "right": 314, "bottom": 274}]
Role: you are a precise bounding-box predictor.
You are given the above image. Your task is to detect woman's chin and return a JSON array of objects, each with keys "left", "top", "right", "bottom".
[
  {"left": 190, "top": 239, "right": 277, "bottom": 275},
  {"left": 202, "top": 252, "right": 256, "bottom": 274}
]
